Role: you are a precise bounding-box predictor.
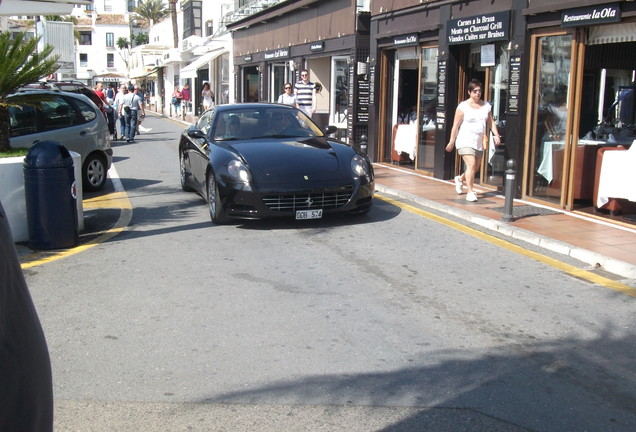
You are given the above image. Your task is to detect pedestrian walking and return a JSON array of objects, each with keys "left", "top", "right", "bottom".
[
  {"left": 445, "top": 79, "right": 501, "bottom": 202},
  {"left": 201, "top": 82, "right": 215, "bottom": 111},
  {"left": 119, "top": 84, "right": 145, "bottom": 143},
  {"left": 113, "top": 84, "right": 129, "bottom": 140},
  {"left": 277, "top": 82, "right": 296, "bottom": 106},
  {"left": 172, "top": 86, "right": 182, "bottom": 117},
  {"left": 294, "top": 69, "right": 316, "bottom": 117}
]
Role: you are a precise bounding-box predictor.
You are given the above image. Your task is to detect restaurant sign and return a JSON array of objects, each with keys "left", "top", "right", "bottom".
[
  {"left": 393, "top": 34, "right": 419, "bottom": 47},
  {"left": 447, "top": 11, "right": 510, "bottom": 45},
  {"left": 561, "top": 3, "right": 621, "bottom": 27},
  {"left": 264, "top": 48, "right": 289, "bottom": 60}
]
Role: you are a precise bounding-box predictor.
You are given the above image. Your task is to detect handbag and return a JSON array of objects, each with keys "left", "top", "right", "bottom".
[{"left": 171, "top": 96, "right": 178, "bottom": 105}]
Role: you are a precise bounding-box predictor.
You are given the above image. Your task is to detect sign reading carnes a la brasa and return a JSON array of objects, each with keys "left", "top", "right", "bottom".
[{"left": 447, "top": 11, "right": 510, "bottom": 45}]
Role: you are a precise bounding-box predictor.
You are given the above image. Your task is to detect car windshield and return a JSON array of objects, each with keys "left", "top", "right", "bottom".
[{"left": 212, "top": 106, "right": 323, "bottom": 141}]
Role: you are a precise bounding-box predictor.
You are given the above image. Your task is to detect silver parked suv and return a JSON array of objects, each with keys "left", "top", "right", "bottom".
[{"left": 8, "top": 89, "right": 113, "bottom": 191}]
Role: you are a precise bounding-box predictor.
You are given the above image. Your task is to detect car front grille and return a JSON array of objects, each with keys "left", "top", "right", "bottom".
[{"left": 262, "top": 186, "right": 354, "bottom": 212}]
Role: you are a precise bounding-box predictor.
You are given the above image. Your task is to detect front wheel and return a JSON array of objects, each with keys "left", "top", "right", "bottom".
[
  {"left": 180, "top": 151, "right": 194, "bottom": 192},
  {"left": 83, "top": 153, "right": 107, "bottom": 191},
  {"left": 207, "top": 174, "right": 229, "bottom": 224}
]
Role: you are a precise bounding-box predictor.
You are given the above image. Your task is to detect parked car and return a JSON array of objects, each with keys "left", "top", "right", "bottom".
[
  {"left": 179, "top": 103, "right": 374, "bottom": 224},
  {"left": 8, "top": 89, "right": 113, "bottom": 191},
  {"left": 24, "top": 81, "right": 107, "bottom": 116}
]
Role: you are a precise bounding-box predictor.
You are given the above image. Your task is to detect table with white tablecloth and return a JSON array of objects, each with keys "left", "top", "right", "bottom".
[
  {"left": 537, "top": 139, "right": 605, "bottom": 183},
  {"left": 596, "top": 145, "right": 636, "bottom": 208},
  {"left": 392, "top": 123, "right": 417, "bottom": 160}
]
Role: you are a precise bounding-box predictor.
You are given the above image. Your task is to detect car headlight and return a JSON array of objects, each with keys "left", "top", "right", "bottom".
[
  {"left": 227, "top": 159, "right": 252, "bottom": 184},
  {"left": 351, "top": 154, "right": 369, "bottom": 177}
]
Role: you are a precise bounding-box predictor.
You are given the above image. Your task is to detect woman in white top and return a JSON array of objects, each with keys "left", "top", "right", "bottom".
[
  {"left": 277, "top": 82, "right": 296, "bottom": 106},
  {"left": 445, "top": 79, "right": 501, "bottom": 202},
  {"left": 201, "top": 82, "right": 215, "bottom": 111}
]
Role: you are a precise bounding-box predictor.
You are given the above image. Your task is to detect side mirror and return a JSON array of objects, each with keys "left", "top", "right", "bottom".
[
  {"left": 188, "top": 129, "right": 207, "bottom": 140},
  {"left": 324, "top": 125, "right": 338, "bottom": 135}
]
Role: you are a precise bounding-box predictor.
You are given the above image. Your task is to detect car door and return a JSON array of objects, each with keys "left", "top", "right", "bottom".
[{"left": 188, "top": 110, "right": 214, "bottom": 189}]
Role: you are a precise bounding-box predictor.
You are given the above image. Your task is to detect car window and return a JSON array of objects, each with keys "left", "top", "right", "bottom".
[
  {"left": 72, "top": 98, "right": 98, "bottom": 123},
  {"left": 212, "top": 107, "right": 322, "bottom": 141},
  {"left": 39, "top": 96, "right": 79, "bottom": 131},
  {"left": 9, "top": 103, "right": 37, "bottom": 136},
  {"left": 196, "top": 110, "right": 214, "bottom": 135}
]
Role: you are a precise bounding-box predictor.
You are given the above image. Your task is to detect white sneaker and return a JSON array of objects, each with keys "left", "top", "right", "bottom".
[
  {"left": 454, "top": 176, "right": 463, "bottom": 194},
  {"left": 466, "top": 192, "right": 478, "bottom": 202}
]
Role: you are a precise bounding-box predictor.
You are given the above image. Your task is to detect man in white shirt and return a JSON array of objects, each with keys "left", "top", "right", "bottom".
[{"left": 118, "top": 84, "right": 146, "bottom": 143}]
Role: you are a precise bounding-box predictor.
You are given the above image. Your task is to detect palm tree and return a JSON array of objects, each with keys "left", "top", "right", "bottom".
[
  {"left": 134, "top": 0, "right": 171, "bottom": 29},
  {"left": 116, "top": 37, "right": 131, "bottom": 70},
  {"left": 0, "top": 31, "right": 59, "bottom": 152},
  {"left": 169, "top": 0, "right": 179, "bottom": 49}
]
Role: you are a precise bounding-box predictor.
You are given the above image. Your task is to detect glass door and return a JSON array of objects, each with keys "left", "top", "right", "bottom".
[
  {"left": 270, "top": 63, "right": 290, "bottom": 103},
  {"left": 484, "top": 44, "right": 509, "bottom": 187},
  {"left": 417, "top": 47, "right": 438, "bottom": 172},
  {"left": 331, "top": 56, "right": 349, "bottom": 143},
  {"left": 526, "top": 33, "right": 574, "bottom": 206}
]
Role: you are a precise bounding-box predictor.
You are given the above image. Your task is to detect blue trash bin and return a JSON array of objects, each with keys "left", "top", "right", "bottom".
[{"left": 23, "top": 141, "right": 79, "bottom": 249}]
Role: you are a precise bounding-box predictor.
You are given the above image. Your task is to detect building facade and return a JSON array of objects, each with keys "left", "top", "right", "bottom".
[
  {"left": 227, "top": 0, "right": 372, "bottom": 145},
  {"left": 368, "top": 0, "right": 635, "bottom": 220}
]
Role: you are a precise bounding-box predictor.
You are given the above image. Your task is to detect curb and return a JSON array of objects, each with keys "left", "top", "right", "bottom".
[{"left": 375, "top": 183, "right": 636, "bottom": 280}]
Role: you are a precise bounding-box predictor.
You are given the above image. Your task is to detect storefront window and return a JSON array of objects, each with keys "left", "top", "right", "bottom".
[
  {"left": 331, "top": 57, "right": 349, "bottom": 142},
  {"left": 271, "top": 63, "right": 292, "bottom": 103},
  {"left": 417, "top": 47, "right": 438, "bottom": 172},
  {"left": 485, "top": 44, "right": 509, "bottom": 185},
  {"left": 243, "top": 67, "right": 259, "bottom": 102},
  {"left": 215, "top": 53, "right": 230, "bottom": 105},
  {"left": 530, "top": 34, "right": 572, "bottom": 204}
]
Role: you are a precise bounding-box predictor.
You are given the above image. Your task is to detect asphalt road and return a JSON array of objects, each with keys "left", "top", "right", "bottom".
[{"left": 23, "top": 114, "right": 636, "bottom": 431}]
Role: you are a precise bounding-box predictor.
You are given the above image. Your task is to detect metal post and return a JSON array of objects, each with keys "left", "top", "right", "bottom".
[
  {"left": 359, "top": 134, "right": 368, "bottom": 154},
  {"left": 503, "top": 158, "right": 516, "bottom": 222}
]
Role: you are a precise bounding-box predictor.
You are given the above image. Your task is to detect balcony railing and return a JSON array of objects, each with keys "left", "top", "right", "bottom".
[{"left": 221, "top": 0, "right": 286, "bottom": 26}]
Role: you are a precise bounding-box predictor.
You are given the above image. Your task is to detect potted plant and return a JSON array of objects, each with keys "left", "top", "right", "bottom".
[{"left": 0, "top": 31, "right": 59, "bottom": 241}]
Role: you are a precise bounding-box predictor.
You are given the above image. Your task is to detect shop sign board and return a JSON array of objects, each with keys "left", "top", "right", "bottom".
[
  {"left": 393, "top": 34, "right": 419, "bottom": 48},
  {"left": 436, "top": 60, "right": 446, "bottom": 111},
  {"left": 508, "top": 56, "right": 521, "bottom": 115},
  {"left": 264, "top": 48, "right": 289, "bottom": 60},
  {"left": 244, "top": 55, "right": 252, "bottom": 62},
  {"left": 447, "top": 11, "right": 510, "bottom": 45},
  {"left": 310, "top": 41, "right": 324, "bottom": 52},
  {"left": 561, "top": 3, "right": 621, "bottom": 27},
  {"left": 356, "top": 80, "right": 370, "bottom": 123}
]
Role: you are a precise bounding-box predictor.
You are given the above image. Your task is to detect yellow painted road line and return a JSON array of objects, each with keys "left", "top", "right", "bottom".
[
  {"left": 20, "top": 167, "right": 132, "bottom": 269},
  {"left": 378, "top": 195, "right": 636, "bottom": 298}
]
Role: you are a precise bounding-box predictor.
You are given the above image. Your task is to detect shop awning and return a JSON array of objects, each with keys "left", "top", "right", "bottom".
[
  {"left": 180, "top": 48, "right": 225, "bottom": 79},
  {"left": 129, "top": 66, "right": 159, "bottom": 79},
  {"left": 588, "top": 22, "right": 636, "bottom": 45}
]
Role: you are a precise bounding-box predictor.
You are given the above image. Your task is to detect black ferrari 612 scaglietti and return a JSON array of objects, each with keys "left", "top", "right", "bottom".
[{"left": 179, "top": 103, "right": 374, "bottom": 224}]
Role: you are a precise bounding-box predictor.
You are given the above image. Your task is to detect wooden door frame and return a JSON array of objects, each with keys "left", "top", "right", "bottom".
[{"left": 521, "top": 28, "right": 581, "bottom": 210}]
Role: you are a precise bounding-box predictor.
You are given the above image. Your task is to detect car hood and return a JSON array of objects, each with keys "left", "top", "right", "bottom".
[{"left": 228, "top": 137, "right": 350, "bottom": 184}]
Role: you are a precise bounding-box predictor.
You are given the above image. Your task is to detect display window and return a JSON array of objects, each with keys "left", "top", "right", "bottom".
[
  {"left": 525, "top": 25, "right": 635, "bottom": 216},
  {"left": 330, "top": 56, "right": 349, "bottom": 143}
]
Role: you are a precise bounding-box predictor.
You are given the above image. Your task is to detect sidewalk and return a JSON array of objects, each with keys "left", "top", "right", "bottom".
[{"left": 373, "top": 164, "right": 636, "bottom": 280}]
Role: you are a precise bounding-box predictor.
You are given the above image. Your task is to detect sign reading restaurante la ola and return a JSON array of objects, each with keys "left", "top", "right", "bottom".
[
  {"left": 446, "top": 11, "right": 510, "bottom": 45},
  {"left": 393, "top": 33, "right": 419, "bottom": 47},
  {"left": 561, "top": 3, "right": 621, "bottom": 27},
  {"left": 264, "top": 48, "right": 289, "bottom": 60}
]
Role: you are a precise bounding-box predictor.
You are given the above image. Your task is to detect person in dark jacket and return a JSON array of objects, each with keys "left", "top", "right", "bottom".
[{"left": 0, "top": 200, "right": 54, "bottom": 432}]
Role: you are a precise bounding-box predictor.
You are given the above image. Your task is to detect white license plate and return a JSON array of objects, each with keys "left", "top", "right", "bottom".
[{"left": 296, "top": 209, "right": 323, "bottom": 220}]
